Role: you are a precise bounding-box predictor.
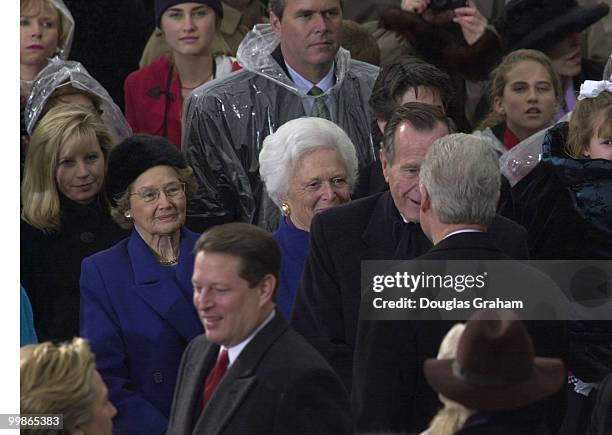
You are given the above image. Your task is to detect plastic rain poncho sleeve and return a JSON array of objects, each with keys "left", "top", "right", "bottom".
[
  {"left": 24, "top": 57, "right": 132, "bottom": 144},
  {"left": 182, "top": 24, "right": 379, "bottom": 231}
]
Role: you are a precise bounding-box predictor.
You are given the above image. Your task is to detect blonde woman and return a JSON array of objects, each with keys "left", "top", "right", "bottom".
[
  {"left": 21, "top": 338, "right": 117, "bottom": 434},
  {"left": 20, "top": 0, "right": 74, "bottom": 96},
  {"left": 21, "top": 106, "right": 127, "bottom": 343},
  {"left": 20, "top": 0, "right": 75, "bottom": 167},
  {"left": 420, "top": 323, "right": 469, "bottom": 435}
]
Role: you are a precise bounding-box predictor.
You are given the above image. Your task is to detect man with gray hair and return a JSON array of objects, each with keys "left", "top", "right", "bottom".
[
  {"left": 182, "top": 0, "right": 378, "bottom": 232},
  {"left": 353, "top": 133, "right": 568, "bottom": 434},
  {"left": 292, "top": 103, "right": 531, "bottom": 433},
  {"left": 418, "top": 133, "right": 501, "bottom": 248}
]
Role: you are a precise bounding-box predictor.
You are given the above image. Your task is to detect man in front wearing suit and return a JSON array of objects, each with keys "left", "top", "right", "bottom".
[
  {"left": 166, "top": 223, "right": 351, "bottom": 435},
  {"left": 351, "top": 133, "right": 567, "bottom": 434},
  {"left": 291, "top": 103, "right": 529, "bottom": 395}
]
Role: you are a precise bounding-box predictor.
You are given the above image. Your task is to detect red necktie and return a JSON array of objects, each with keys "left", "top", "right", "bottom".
[{"left": 202, "top": 349, "right": 229, "bottom": 410}]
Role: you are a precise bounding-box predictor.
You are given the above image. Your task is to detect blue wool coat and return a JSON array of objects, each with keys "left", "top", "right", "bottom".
[{"left": 80, "top": 227, "right": 203, "bottom": 435}]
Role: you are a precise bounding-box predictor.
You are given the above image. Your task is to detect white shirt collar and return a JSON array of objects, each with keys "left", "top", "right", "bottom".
[
  {"left": 285, "top": 61, "right": 335, "bottom": 95},
  {"left": 442, "top": 229, "right": 484, "bottom": 241},
  {"left": 225, "top": 309, "right": 276, "bottom": 366}
]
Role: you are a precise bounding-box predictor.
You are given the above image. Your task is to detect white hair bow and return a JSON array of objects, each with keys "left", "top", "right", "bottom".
[{"left": 578, "top": 80, "right": 612, "bottom": 100}]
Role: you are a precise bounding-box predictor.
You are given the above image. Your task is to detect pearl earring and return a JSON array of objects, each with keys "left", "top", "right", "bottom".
[{"left": 124, "top": 211, "right": 131, "bottom": 218}]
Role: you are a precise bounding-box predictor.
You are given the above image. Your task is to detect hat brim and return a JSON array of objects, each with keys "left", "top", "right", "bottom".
[
  {"left": 424, "top": 357, "right": 565, "bottom": 410},
  {"left": 510, "top": 3, "right": 609, "bottom": 51}
]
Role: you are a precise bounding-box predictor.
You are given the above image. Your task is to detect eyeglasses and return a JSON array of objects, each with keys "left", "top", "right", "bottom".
[{"left": 130, "top": 182, "right": 186, "bottom": 203}]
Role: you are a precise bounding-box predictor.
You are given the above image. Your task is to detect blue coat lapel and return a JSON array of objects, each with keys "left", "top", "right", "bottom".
[{"left": 127, "top": 227, "right": 203, "bottom": 342}]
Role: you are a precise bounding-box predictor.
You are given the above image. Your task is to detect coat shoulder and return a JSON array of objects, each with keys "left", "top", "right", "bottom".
[
  {"left": 125, "top": 56, "right": 171, "bottom": 87},
  {"left": 82, "top": 236, "right": 129, "bottom": 268},
  {"left": 313, "top": 193, "right": 384, "bottom": 236}
]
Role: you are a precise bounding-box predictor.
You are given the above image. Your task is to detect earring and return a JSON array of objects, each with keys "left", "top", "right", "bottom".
[
  {"left": 280, "top": 202, "right": 291, "bottom": 216},
  {"left": 124, "top": 211, "right": 131, "bottom": 218}
]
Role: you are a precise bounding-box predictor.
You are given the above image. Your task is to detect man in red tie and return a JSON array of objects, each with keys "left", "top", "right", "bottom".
[{"left": 166, "top": 222, "right": 351, "bottom": 434}]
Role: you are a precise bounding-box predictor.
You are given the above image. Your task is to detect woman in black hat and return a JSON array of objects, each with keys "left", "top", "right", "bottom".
[
  {"left": 124, "top": 0, "right": 237, "bottom": 149},
  {"left": 79, "top": 134, "right": 204, "bottom": 435}
]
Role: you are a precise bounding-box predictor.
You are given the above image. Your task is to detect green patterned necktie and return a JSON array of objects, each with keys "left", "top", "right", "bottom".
[{"left": 308, "top": 86, "right": 330, "bottom": 120}]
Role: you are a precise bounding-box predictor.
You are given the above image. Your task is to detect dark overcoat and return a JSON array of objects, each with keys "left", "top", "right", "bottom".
[{"left": 166, "top": 311, "right": 351, "bottom": 435}]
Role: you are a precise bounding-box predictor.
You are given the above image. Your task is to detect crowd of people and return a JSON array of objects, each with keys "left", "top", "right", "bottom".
[{"left": 19, "top": 0, "right": 611, "bottom": 434}]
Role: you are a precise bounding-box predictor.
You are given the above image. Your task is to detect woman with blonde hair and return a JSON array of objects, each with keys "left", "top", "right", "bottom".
[
  {"left": 21, "top": 106, "right": 127, "bottom": 343},
  {"left": 124, "top": 0, "right": 237, "bottom": 148},
  {"left": 20, "top": 0, "right": 74, "bottom": 95},
  {"left": 420, "top": 323, "right": 469, "bottom": 435},
  {"left": 511, "top": 79, "right": 612, "bottom": 259},
  {"left": 21, "top": 338, "right": 116, "bottom": 434},
  {"left": 20, "top": 0, "right": 75, "bottom": 166},
  {"left": 475, "top": 49, "right": 562, "bottom": 154}
]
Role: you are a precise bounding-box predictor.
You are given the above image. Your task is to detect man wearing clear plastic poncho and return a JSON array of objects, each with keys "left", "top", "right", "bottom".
[{"left": 182, "top": 0, "right": 379, "bottom": 232}]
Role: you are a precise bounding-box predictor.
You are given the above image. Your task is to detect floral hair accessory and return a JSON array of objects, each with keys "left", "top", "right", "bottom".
[{"left": 578, "top": 80, "right": 612, "bottom": 100}]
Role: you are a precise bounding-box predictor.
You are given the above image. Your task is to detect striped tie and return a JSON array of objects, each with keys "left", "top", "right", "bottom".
[{"left": 308, "top": 86, "right": 330, "bottom": 120}]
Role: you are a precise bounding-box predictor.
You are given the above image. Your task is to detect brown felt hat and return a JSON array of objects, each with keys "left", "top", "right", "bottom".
[{"left": 424, "top": 309, "right": 565, "bottom": 411}]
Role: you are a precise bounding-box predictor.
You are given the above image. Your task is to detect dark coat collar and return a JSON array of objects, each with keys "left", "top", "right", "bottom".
[
  {"left": 271, "top": 44, "right": 291, "bottom": 78},
  {"left": 361, "top": 191, "right": 432, "bottom": 259},
  {"left": 543, "top": 122, "right": 612, "bottom": 185},
  {"left": 428, "top": 231, "right": 503, "bottom": 255}
]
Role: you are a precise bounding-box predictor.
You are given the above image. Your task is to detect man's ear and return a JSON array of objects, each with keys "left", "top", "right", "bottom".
[
  {"left": 380, "top": 149, "right": 390, "bottom": 183},
  {"left": 258, "top": 274, "right": 276, "bottom": 307},
  {"left": 269, "top": 11, "right": 282, "bottom": 38},
  {"left": 419, "top": 183, "right": 431, "bottom": 213}
]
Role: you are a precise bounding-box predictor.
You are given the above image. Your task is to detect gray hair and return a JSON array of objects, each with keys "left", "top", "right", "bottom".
[
  {"left": 420, "top": 133, "right": 500, "bottom": 227},
  {"left": 110, "top": 166, "right": 198, "bottom": 229},
  {"left": 382, "top": 102, "right": 449, "bottom": 165},
  {"left": 259, "top": 117, "right": 358, "bottom": 208}
]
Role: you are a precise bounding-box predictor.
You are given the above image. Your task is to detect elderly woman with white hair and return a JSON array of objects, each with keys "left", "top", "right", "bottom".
[{"left": 259, "top": 117, "right": 358, "bottom": 317}]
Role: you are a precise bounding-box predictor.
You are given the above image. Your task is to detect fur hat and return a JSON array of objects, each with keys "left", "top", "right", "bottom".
[
  {"left": 424, "top": 309, "right": 565, "bottom": 411},
  {"left": 105, "top": 134, "right": 188, "bottom": 206},
  {"left": 497, "top": 0, "right": 609, "bottom": 51},
  {"left": 155, "top": 0, "right": 223, "bottom": 28}
]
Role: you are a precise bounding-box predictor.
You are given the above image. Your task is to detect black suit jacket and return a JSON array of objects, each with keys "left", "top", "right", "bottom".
[
  {"left": 587, "top": 372, "right": 612, "bottom": 435},
  {"left": 352, "top": 232, "right": 567, "bottom": 434},
  {"left": 291, "top": 191, "right": 529, "bottom": 390},
  {"left": 166, "top": 310, "right": 351, "bottom": 435}
]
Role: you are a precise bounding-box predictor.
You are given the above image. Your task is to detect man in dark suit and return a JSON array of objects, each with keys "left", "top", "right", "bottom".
[
  {"left": 351, "top": 133, "right": 567, "bottom": 433},
  {"left": 167, "top": 223, "right": 351, "bottom": 435},
  {"left": 291, "top": 103, "right": 529, "bottom": 393}
]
